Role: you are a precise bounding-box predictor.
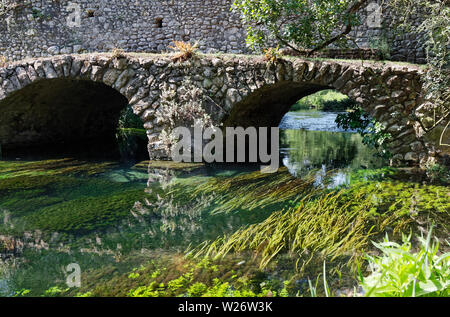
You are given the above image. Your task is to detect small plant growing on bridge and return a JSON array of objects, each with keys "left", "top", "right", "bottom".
[
  {"left": 0, "top": 55, "right": 7, "bottom": 67},
  {"left": 111, "top": 48, "right": 126, "bottom": 59},
  {"left": 169, "top": 41, "right": 199, "bottom": 63},
  {"left": 263, "top": 46, "right": 282, "bottom": 64}
]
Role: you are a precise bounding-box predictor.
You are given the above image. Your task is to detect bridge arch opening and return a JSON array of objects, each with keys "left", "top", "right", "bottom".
[
  {"left": 0, "top": 78, "right": 145, "bottom": 159},
  {"left": 222, "top": 81, "right": 332, "bottom": 128},
  {"left": 220, "top": 82, "right": 383, "bottom": 171},
  {"left": 279, "top": 89, "right": 382, "bottom": 174}
]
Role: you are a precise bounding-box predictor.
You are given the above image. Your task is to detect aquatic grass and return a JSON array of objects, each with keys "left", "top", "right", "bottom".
[
  {"left": 2, "top": 156, "right": 449, "bottom": 296},
  {"left": 0, "top": 159, "right": 117, "bottom": 180},
  {"left": 194, "top": 190, "right": 377, "bottom": 269},
  {"left": 192, "top": 179, "right": 449, "bottom": 270},
  {"left": 189, "top": 167, "right": 318, "bottom": 214}
]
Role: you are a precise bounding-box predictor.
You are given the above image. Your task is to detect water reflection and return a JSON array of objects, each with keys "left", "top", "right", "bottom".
[
  {"left": 279, "top": 110, "right": 357, "bottom": 132},
  {"left": 279, "top": 111, "right": 385, "bottom": 187}
]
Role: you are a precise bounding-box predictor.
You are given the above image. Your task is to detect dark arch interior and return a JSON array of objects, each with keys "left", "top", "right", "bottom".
[
  {"left": 222, "top": 81, "right": 332, "bottom": 128},
  {"left": 0, "top": 78, "right": 130, "bottom": 158}
]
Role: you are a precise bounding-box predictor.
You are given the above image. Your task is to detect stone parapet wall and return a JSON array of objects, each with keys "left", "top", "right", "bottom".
[
  {"left": 348, "top": 0, "right": 428, "bottom": 64},
  {"left": 0, "top": 0, "right": 248, "bottom": 61},
  {"left": 0, "top": 0, "right": 428, "bottom": 63}
]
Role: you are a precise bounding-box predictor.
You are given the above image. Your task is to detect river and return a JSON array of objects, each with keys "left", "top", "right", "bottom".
[{"left": 0, "top": 110, "right": 425, "bottom": 296}]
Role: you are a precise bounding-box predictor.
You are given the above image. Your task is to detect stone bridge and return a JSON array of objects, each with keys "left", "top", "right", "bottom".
[{"left": 0, "top": 53, "right": 432, "bottom": 166}]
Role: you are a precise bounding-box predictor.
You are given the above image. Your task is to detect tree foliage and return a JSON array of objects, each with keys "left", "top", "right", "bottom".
[
  {"left": 232, "top": 0, "right": 369, "bottom": 55},
  {"left": 336, "top": 106, "right": 392, "bottom": 159},
  {"left": 384, "top": 0, "right": 449, "bottom": 134}
]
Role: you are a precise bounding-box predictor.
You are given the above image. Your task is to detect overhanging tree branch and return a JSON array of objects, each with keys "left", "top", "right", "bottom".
[{"left": 307, "top": 0, "right": 370, "bottom": 56}]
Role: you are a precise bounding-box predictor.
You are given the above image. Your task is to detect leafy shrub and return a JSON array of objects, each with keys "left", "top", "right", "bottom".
[
  {"left": 425, "top": 162, "right": 450, "bottom": 184},
  {"left": 322, "top": 98, "right": 357, "bottom": 112},
  {"left": 291, "top": 90, "right": 354, "bottom": 112},
  {"left": 360, "top": 229, "right": 450, "bottom": 297},
  {"left": 335, "top": 107, "right": 372, "bottom": 132}
]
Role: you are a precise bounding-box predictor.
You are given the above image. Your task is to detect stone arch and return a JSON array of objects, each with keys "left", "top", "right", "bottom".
[
  {"left": 0, "top": 55, "right": 151, "bottom": 152},
  {"left": 218, "top": 59, "right": 426, "bottom": 166}
]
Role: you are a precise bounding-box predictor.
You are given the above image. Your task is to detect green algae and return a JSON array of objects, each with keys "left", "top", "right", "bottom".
[
  {"left": 0, "top": 160, "right": 147, "bottom": 236},
  {"left": 145, "top": 160, "right": 205, "bottom": 171},
  {"left": 22, "top": 188, "right": 145, "bottom": 233}
]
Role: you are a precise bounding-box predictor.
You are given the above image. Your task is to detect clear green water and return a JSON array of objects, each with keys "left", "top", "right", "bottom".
[{"left": 0, "top": 110, "right": 399, "bottom": 296}]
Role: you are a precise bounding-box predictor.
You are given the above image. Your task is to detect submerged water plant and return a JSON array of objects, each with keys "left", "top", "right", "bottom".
[
  {"left": 192, "top": 178, "right": 449, "bottom": 270},
  {"left": 189, "top": 167, "right": 317, "bottom": 214},
  {"left": 194, "top": 190, "right": 375, "bottom": 269}
]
